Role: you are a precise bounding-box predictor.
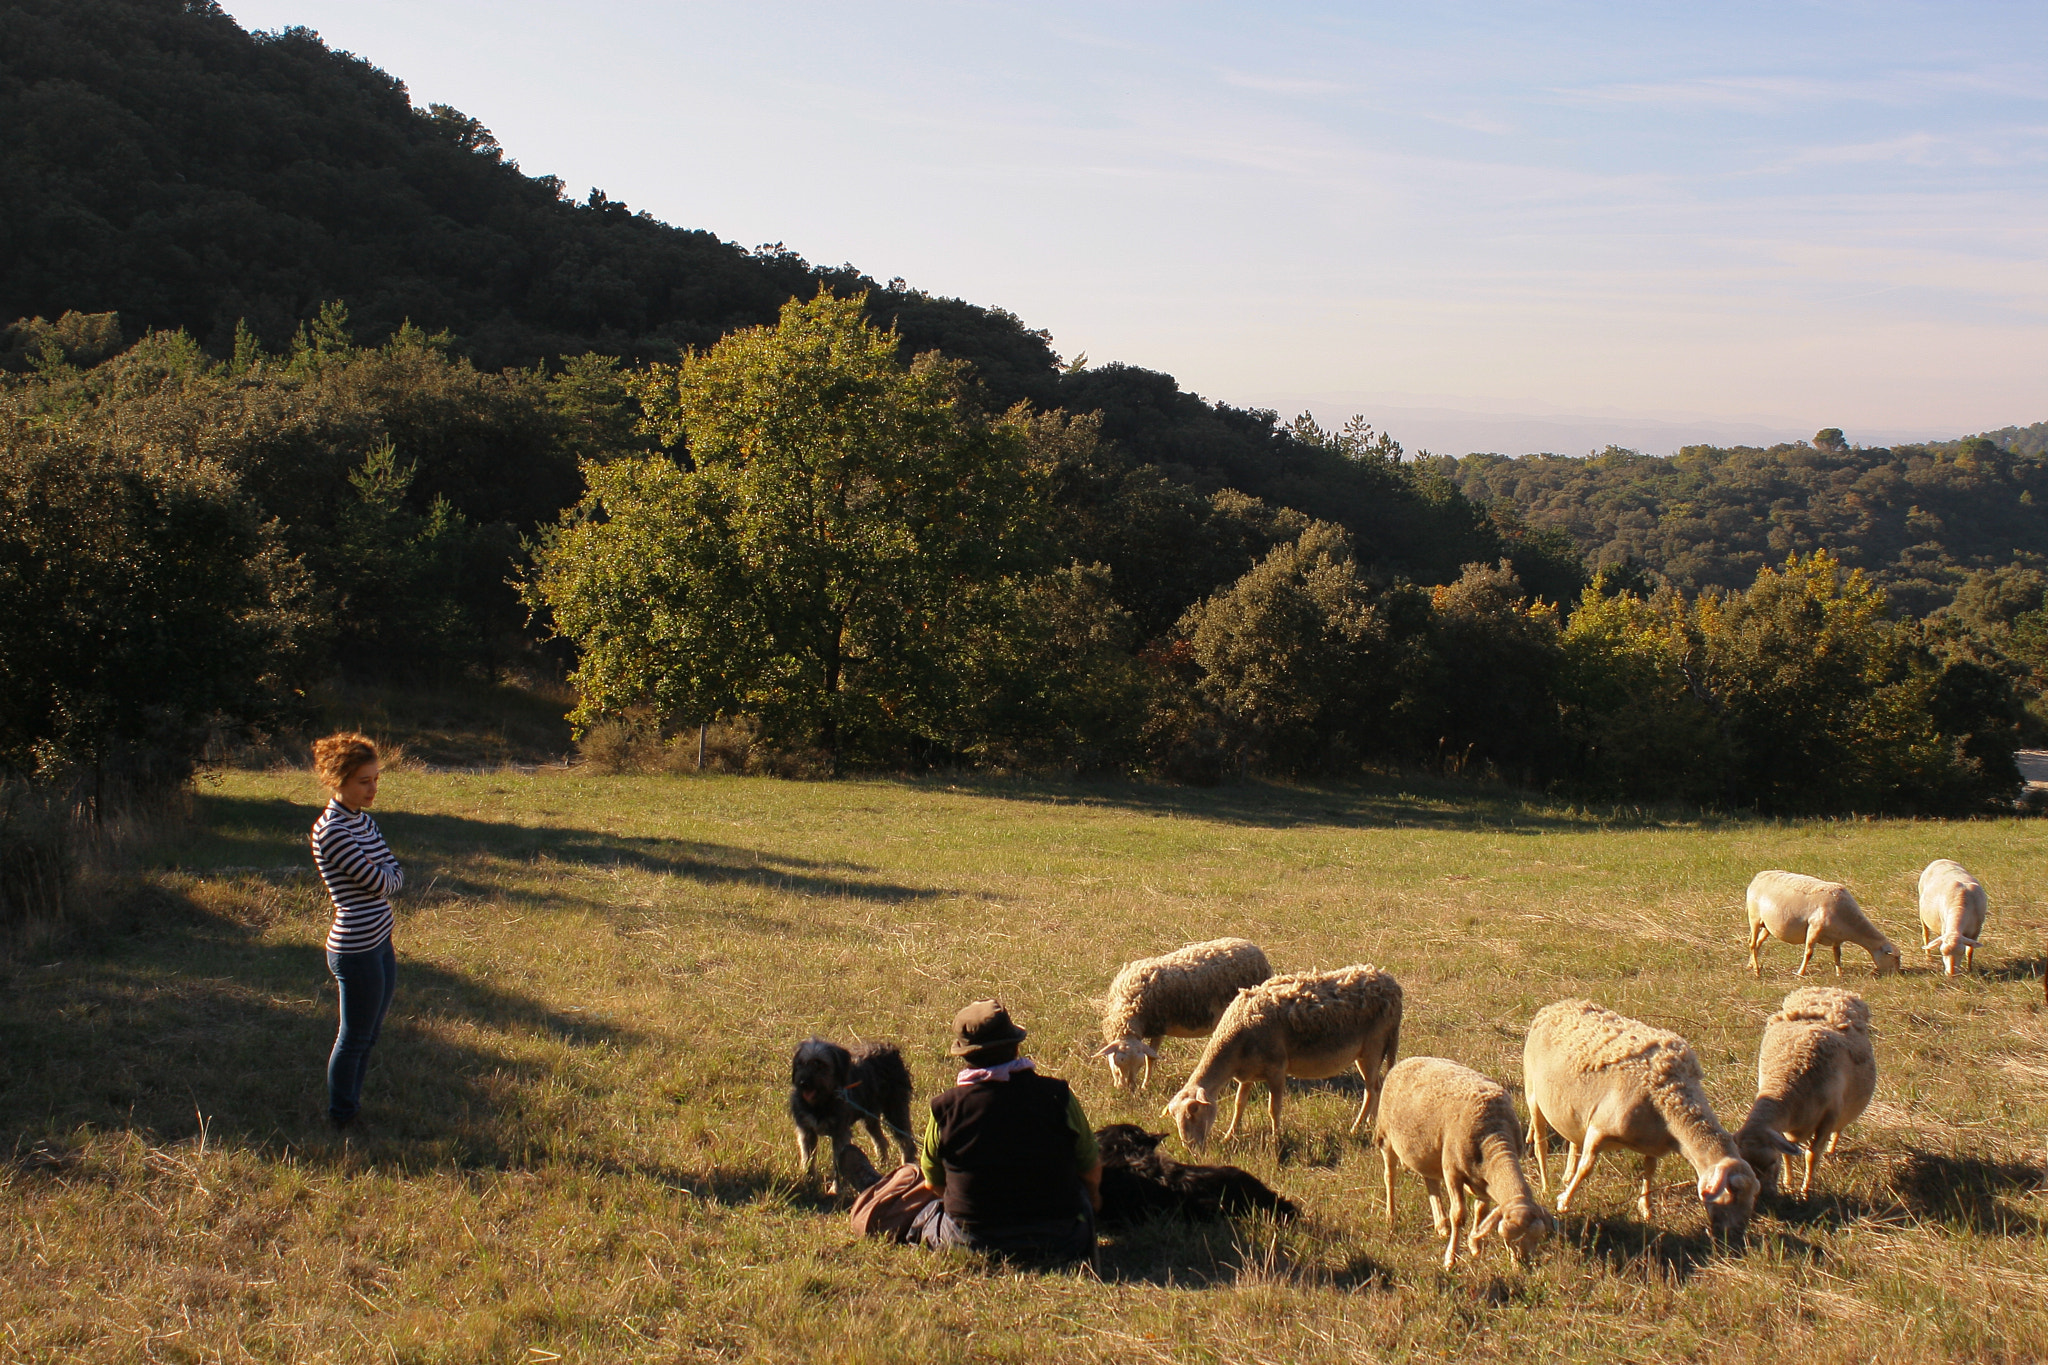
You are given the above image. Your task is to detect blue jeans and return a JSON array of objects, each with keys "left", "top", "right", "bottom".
[{"left": 326, "top": 939, "right": 396, "bottom": 1123}]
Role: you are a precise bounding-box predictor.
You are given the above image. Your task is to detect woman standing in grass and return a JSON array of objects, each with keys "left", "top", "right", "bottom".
[{"left": 310, "top": 733, "right": 403, "bottom": 1131}]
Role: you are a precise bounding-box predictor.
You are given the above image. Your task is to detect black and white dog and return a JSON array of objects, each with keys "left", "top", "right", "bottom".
[{"left": 788, "top": 1037, "right": 918, "bottom": 1194}]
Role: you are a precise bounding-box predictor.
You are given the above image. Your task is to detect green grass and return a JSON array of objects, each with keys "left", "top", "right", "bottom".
[{"left": 4, "top": 769, "right": 2046, "bottom": 1363}]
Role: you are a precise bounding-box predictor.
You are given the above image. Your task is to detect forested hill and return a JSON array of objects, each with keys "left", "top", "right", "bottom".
[
  {"left": 0, "top": 0, "right": 1581, "bottom": 601},
  {"left": 1449, "top": 432, "right": 2048, "bottom": 615}
]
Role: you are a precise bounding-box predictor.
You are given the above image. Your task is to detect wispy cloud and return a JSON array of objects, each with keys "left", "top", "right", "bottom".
[{"left": 1220, "top": 71, "right": 1346, "bottom": 97}]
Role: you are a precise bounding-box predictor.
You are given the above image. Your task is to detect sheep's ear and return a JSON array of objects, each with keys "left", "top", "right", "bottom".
[
  {"left": 1768, "top": 1132, "right": 1802, "bottom": 1157},
  {"left": 1091, "top": 1043, "right": 1115, "bottom": 1059},
  {"left": 1960, "top": 935, "right": 1982, "bottom": 948},
  {"left": 1474, "top": 1207, "right": 1504, "bottom": 1238},
  {"left": 1136, "top": 1041, "right": 1159, "bottom": 1058}
]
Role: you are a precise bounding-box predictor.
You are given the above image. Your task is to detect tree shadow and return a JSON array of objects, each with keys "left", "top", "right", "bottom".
[
  {"left": 0, "top": 881, "right": 640, "bottom": 1172},
  {"left": 179, "top": 794, "right": 952, "bottom": 914},
  {"left": 1877, "top": 1148, "right": 2048, "bottom": 1235},
  {"left": 905, "top": 773, "right": 1672, "bottom": 834}
]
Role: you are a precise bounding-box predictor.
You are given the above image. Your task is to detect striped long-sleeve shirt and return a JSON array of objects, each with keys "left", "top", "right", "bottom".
[{"left": 312, "top": 797, "right": 402, "bottom": 954}]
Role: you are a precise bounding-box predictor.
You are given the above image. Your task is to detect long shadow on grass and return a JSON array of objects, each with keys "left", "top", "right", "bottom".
[
  {"left": 914, "top": 773, "right": 1690, "bottom": 833},
  {"left": 181, "top": 794, "right": 950, "bottom": 913},
  {"left": 0, "top": 884, "right": 640, "bottom": 1172},
  {"left": 1565, "top": 1215, "right": 1719, "bottom": 1283},
  {"left": 1877, "top": 1147, "right": 2048, "bottom": 1235},
  {"left": 1983, "top": 955, "right": 2048, "bottom": 986}
]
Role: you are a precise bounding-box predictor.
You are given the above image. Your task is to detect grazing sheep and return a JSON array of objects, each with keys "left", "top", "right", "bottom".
[
  {"left": 1163, "top": 965, "right": 1402, "bottom": 1153},
  {"left": 1733, "top": 987, "right": 1876, "bottom": 1199},
  {"left": 1096, "top": 938, "right": 1273, "bottom": 1090},
  {"left": 1376, "top": 1056, "right": 1556, "bottom": 1269},
  {"left": 1917, "top": 859, "right": 1987, "bottom": 977},
  {"left": 1746, "top": 870, "right": 1904, "bottom": 978},
  {"left": 1523, "top": 999, "right": 1761, "bottom": 1241}
]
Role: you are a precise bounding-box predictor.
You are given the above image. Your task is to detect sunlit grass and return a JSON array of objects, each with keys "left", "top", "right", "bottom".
[{"left": 3, "top": 769, "right": 2045, "bottom": 1362}]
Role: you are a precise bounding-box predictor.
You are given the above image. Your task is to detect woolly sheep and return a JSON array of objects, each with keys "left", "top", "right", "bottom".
[
  {"left": 1523, "top": 999, "right": 1761, "bottom": 1241},
  {"left": 1096, "top": 938, "right": 1273, "bottom": 1090},
  {"left": 1746, "top": 870, "right": 1904, "bottom": 978},
  {"left": 1376, "top": 1056, "right": 1557, "bottom": 1269},
  {"left": 1917, "top": 859, "right": 1987, "bottom": 977},
  {"left": 1163, "top": 965, "right": 1402, "bottom": 1153},
  {"left": 1733, "top": 987, "right": 1876, "bottom": 1199}
]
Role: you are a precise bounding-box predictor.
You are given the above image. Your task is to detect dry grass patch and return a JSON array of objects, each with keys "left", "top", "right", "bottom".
[{"left": 3, "top": 770, "right": 2045, "bottom": 1362}]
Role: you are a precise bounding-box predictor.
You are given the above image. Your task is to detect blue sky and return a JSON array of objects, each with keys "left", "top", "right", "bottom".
[{"left": 222, "top": 1, "right": 2048, "bottom": 454}]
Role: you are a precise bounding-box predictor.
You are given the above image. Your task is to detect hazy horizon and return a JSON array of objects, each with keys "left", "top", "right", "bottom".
[{"left": 221, "top": 1, "right": 2048, "bottom": 454}]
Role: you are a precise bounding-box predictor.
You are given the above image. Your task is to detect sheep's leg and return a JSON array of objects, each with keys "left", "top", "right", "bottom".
[
  {"left": 1381, "top": 1145, "right": 1399, "bottom": 1225},
  {"left": 1265, "top": 1075, "right": 1286, "bottom": 1145},
  {"left": 1349, "top": 1057, "right": 1377, "bottom": 1134},
  {"left": 1831, "top": 942, "right": 1844, "bottom": 976},
  {"left": 1529, "top": 1105, "right": 1551, "bottom": 1192},
  {"left": 1796, "top": 930, "right": 1819, "bottom": 977},
  {"left": 1441, "top": 1181, "right": 1467, "bottom": 1270},
  {"left": 1423, "top": 1177, "right": 1451, "bottom": 1235},
  {"left": 1965, "top": 943, "right": 1976, "bottom": 972},
  {"left": 1800, "top": 1135, "right": 1825, "bottom": 1198},
  {"left": 1636, "top": 1154, "right": 1657, "bottom": 1221},
  {"left": 1556, "top": 1130, "right": 1606, "bottom": 1213},
  {"left": 1218, "top": 1080, "right": 1250, "bottom": 1143},
  {"left": 1748, "top": 922, "right": 1767, "bottom": 978},
  {"left": 1467, "top": 1195, "right": 1495, "bottom": 1256},
  {"left": 1824, "top": 1130, "right": 1842, "bottom": 1156},
  {"left": 1561, "top": 1142, "right": 1580, "bottom": 1185}
]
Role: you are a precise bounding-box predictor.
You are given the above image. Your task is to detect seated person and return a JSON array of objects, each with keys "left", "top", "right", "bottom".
[{"left": 911, "top": 999, "right": 1102, "bottom": 1266}]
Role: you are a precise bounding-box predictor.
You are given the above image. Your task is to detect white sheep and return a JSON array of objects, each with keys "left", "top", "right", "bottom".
[
  {"left": 1163, "top": 965, "right": 1402, "bottom": 1153},
  {"left": 1095, "top": 937, "right": 1273, "bottom": 1090},
  {"left": 1376, "top": 1056, "right": 1557, "bottom": 1269},
  {"left": 1523, "top": 999, "right": 1761, "bottom": 1240},
  {"left": 1733, "top": 987, "right": 1876, "bottom": 1199},
  {"left": 1917, "top": 859, "right": 1987, "bottom": 977},
  {"left": 1746, "top": 870, "right": 1904, "bottom": 978}
]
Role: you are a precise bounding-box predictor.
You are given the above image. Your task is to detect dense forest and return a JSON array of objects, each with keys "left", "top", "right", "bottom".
[
  {"left": 1450, "top": 429, "right": 2048, "bottom": 616},
  {"left": 1, "top": 0, "right": 2043, "bottom": 847}
]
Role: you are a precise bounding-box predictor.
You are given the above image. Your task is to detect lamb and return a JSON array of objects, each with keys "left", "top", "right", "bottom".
[
  {"left": 1733, "top": 987, "right": 1876, "bottom": 1199},
  {"left": 1746, "top": 870, "right": 1904, "bottom": 979},
  {"left": 1163, "top": 965, "right": 1401, "bottom": 1153},
  {"left": 1375, "top": 1056, "right": 1557, "bottom": 1269},
  {"left": 1917, "top": 859, "right": 1987, "bottom": 977},
  {"left": 1096, "top": 937, "right": 1273, "bottom": 1090},
  {"left": 1523, "top": 999, "right": 1761, "bottom": 1241}
]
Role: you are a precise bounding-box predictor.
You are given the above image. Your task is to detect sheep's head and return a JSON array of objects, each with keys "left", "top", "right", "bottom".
[
  {"left": 1096, "top": 1038, "right": 1156, "bottom": 1090},
  {"left": 1697, "top": 1156, "right": 1761, "bottom": 1241},
  {"left": 1475, "top": 1199, "right": 1556, "bottom": 1265},
  {"left": 1163, "top": 1087, "right": 1217, "bottom": 1151},
  {"left": 1870, "top": 941, "right": 1904, "bottom": 976},
  {"left": 1734, "top": 1128, "right": 1801, "bottom": 1199},
  {"left": 1936, "top": 932, "right": 1980, "bottom": 977}
]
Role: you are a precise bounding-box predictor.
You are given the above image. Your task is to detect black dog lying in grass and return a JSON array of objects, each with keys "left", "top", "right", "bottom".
[{"left": 1094, "top": 1123, "right": 1299, "bottom": 1224}]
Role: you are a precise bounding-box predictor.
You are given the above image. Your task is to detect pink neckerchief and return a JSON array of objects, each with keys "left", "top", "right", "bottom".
[{"left": 955, "top": 1056, "right": 1036, "bottom": 1085}]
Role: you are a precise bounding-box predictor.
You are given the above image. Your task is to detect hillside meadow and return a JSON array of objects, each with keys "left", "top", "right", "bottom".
[{"left": 4, "top": 769, "right": 2046, "bottom": 1363}]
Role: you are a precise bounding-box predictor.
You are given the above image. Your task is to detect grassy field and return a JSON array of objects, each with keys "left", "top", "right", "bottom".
[{"left": 4, "top": 769, "right": 2046, "bottom": 1363}]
